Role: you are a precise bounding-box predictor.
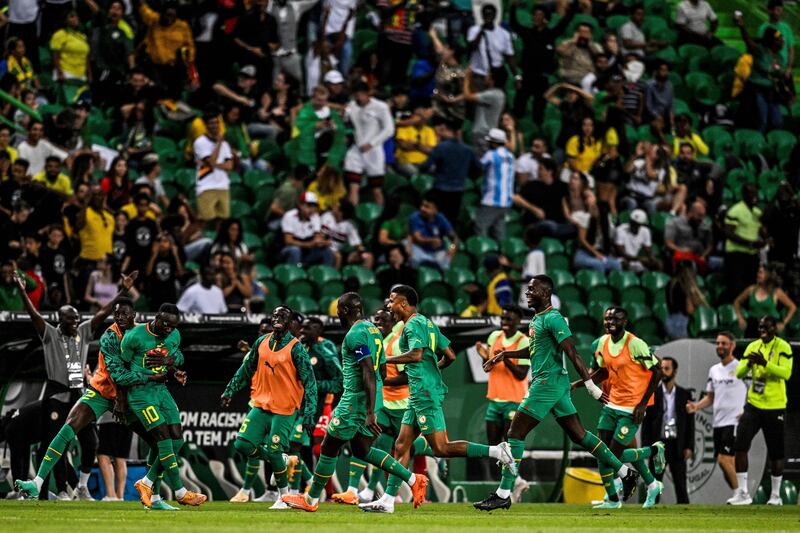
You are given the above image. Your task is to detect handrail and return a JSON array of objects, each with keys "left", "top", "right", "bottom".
[{"left": 0, "top": 88, "right": 42, "bottom": 122}]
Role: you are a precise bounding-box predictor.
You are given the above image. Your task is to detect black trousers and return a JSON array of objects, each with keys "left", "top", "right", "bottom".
[
  {"left": 653, "top": 438, "right": 689, "bottom": 504},
  {"left": 378, "top": 37, "right": 412, "bottom": 88},
  {"left": 724, "top": 251, "right": 759, "bottom": 303},
  {"left": 513, "top": 72, "right": 551, "bottom": 125},
  {"left": 429, "top": 188, "right": 464, "bottom": 230},
  {"left": 7, "top": 396, "right": 98, "bottom": 498}
]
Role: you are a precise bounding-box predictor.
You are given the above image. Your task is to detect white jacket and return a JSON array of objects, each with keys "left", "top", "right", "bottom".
[{"left": 345, "top": 97, "right": 395, "bottom": 148}]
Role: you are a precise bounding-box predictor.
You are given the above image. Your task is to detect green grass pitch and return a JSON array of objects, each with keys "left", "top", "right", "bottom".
[{"left": 1, "top": 501, "right": 798, "bottom": 532}]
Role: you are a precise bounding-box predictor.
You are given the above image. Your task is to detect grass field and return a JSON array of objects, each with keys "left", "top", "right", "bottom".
[{"left": 1, "top": 501, "right": 799, "bottom": 532}]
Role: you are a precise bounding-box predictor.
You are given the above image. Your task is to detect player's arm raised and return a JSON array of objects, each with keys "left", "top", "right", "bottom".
[
  {"left": 13, "top": 270, "right": 46, "bottom": 338},
  {"left": 220, "top": 336, "right": 263, "bottom": 406},
  {"left": 292, "top": 343, "right": 318, "bottom": 432},
  {"left": 89, "top": 271, "right": 138, "bottom": 333}
]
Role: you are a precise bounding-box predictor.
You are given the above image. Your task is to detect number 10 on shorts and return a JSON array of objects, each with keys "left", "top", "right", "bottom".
[{"left": 142, "top": 405, "right": 160, "bottom": 424}]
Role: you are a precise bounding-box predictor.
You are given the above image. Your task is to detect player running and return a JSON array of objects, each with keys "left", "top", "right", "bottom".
[
  {"left": 474, "top": 276, "right": 640, "bottom": 511},
  {"left": 125, "top": 303, "right": 206, "bottom": 508},
  {"left": 583, "top": 307, "right": 666, "bottom": 509},
  {"left": 220, "top": 306, "right": 318, "bottom": 510},
  {"left": 359, "top": 285, "right": 517, "bottom": 513},
  {"left": 282, "top": 292, "right": 429, "bottom": 512}
]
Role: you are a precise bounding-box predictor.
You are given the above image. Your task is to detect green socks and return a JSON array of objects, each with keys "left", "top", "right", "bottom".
[
  {"left": 157, "top": 439, "right": 183, "bottom": 490},
  {"left": 264, "top": 450, "right": 288, "bottom": 489},
  {"left": 498, "top": 438, "right": 525, "bottom": 491},
  {"left": 580, "top": 432, "right": 623, "bottom": 472},
  {"left": 292, "top": 457, "right": 305, "bottom": 492},
  {"left": 309, "top": 454, "right": 338, "bottom": 499},
  {"left": 413, "top": 436, "right": 432, "bottom": 456},
  {"left": 466, "top": 442, "right": 490, "bottom": 458},
  {"left": 364, "top": 448, "right": 412, "bottom": 482},
  {"left": 37, "top": 424, "right": 75, "bottom": 480},
  {"left": 621, "top": 447, "right": 655, "bottom": 485},
  {"left": 599, "top": 463, "right": 619, "bottom": 500},
  {"left": 368, "top": 433, "right": 394, "bottom": 490},
  {"left": 348, "top": 458, "right": 368, "bottom": 489},
  {"left": 243, "top": 457, "right": 260, "bottom": 490}
]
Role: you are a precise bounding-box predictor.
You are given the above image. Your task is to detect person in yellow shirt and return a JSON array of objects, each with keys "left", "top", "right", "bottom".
[
  {"left": 50, "top": 12, "right": 90, "bottom": 81},
  {"left": 0, "top": 126, "right": 18, "bottom": 163},
  {"left": 5, "top": 37, "right": 38, "bottom": 90},
  {"left": 32, "top": 156, "right": 74, "bottom": 197},
  {"left": 484, "top": 255, "right": 513, "bottom": 316},
  {"left": 306, "top": 165, "right": 346, "bottom": 212},
  {"left": 77, "top": 189, "right": 116, "bottom": 262},
  {"left": 394, "top": 108, "right": 438, "bottom": 176},
  {"left": 139, "top": 1, "right": 195, "bottom": 98},
  {"left": 672, "top": 114, "right": 709, "bottom": 157},
  {"left": 565, "top": 116, "right": 618, "bottom": 174},
  {"left": 460, "top": 289, "right": 488, "bottom": 317}
]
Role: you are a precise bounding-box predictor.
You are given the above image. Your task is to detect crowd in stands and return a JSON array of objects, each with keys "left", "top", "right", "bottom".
[{"left": 0, "top": 0, "right": 798, "bottom": 343}]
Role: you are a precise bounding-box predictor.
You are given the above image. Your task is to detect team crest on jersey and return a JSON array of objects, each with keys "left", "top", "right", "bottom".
[
  {"left": 418, "top": 415, "right": 427, "bottom": 424},
  {"left": 296, "top": 424, "right": 303, "bottom": 432},
  {"left": 272, "top": 435, "right": 281, "bottom": 444},
  {"left": 311, "top": 356, "right": 318, "bottom": 365},
  {"left": 332, "top": 417, "right": 341, "bottom": 426},
  {"left": 620, "top": 426, "right": 629, "bottom": 435}
]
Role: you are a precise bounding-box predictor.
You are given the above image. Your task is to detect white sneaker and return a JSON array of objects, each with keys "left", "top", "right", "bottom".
[
  {"left": 101, "top": 496, "right": 117, "bottom": 502},
  {"left": 269, "top": 498, "right": 290, "bottom": 510},
  {"left": 57, "top": 490, "right": 73, "bottom": 501},
  {"left": 767, "top": 496, "right": 783, "bottom": 505},
  {"left": 358, "top": 500, "right": 394, "bottom": 513},
  {"left": 74, "top": 486, "right": 95, "bottom": 501},
  {"left": 230, "top": 489, "right": 252, "bottom": 503},
  {"left": 496, "top": 441, "right": 518, "bottom": 476},
  {"left": 5, "top": 491, "right": 24, "bottom": 500},
  {"left": 511, "top": 477, "right": 529, "bottom": 503},
  {"left": 726, "top": 489, "right": 753, "bottom": 505},
  {"left": 358, "top": 489, "right": 375, "bottom": 503},
  {"left": 254, "top": 490, "right": 278, "bottom": 502}
]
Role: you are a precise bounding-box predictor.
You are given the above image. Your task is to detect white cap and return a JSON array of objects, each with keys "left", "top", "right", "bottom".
[
  {"left": 630, "top": 209, "right": 648, "bottom": 224},
  {"left": 300, "top": 191, "right": 319, "bottom": 205},
  {"left": 323, "top": 70, "right": 344, "bottom": 84},
  {"left": 485, "top": 127, "right": 508, "bottom": 145},
  {"left": 623, "top": 60, "right": 645, "bottom": 83},
  {"left": 239, "top": 65, "right": 257, "bottom": 78}
]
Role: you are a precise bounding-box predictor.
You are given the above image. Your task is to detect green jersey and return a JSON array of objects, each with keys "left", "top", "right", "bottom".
[
  {"left": 399, "top": 314, "right": 450, "bottom": 406},
  {"left": 737, "top": 336, "right": 793, "bottom": 410},
  {"left": 119, "top": 323, "right": 183, "bottom": 383},
  {"left": 528, "top": 307, "right": 572, "bottom": 379},
  {"left": 341, "top": 320, "right": 384, "bottom": 404}
]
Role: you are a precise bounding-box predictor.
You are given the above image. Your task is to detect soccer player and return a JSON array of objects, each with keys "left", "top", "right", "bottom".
[
  {"left": 727, "top": 316, "right": 793, "bottom": 506},
  {"left": 359, "top": 285, "right": 517, "bottom": 513},
  {"left": 220, "top": 306, "right": 318, "bottom": 509},
  {"left": 686, "top": 331, "right": 747, "bottom": 491},
  {"left": 282, "top": 292, "right": 429, "bottom": 512},
  {"left": 125, "top": 303, "right": 207, "bottom": 507},
  {"left": 584, "top": 307, "right": 666, "bottom": 509},
  {"left": 11, "top": 270, "right": 136, "bottom": 501},
  {"left": 473, "top": 276, "right": 640, "bottom": 511}
]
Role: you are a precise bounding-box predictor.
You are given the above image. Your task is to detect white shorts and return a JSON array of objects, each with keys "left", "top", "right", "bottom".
[{"left": 344, "top": 144, "right": 385, "bottom": 177}]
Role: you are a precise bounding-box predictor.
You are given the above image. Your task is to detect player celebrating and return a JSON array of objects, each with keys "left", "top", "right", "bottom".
[
  {"left": 282, "top": 292, "right": 428, "bottom": 512},
  {"left": 359, "top": 285, "right": 517, "bottom": 513},
  {"left": 220, "top": 306, "right": 318, "bottom": 510},
  {"left": 125, "top": 303, "right": 206, "bottom": 508},
  {"left": 474, "top": 276, "right": 640, "bottom": 511},
  {"left": 584, "top": 307, "right": 666, "bottom": 509}
]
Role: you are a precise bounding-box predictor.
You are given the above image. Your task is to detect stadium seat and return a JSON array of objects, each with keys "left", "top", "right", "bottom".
[
  {"left": 450, "top": 251, "right": 473, "bottom": 270},
  {"left": 501, "top": 237, "right": 527, "bottom": 258},
  {"left": 588, "top": 301, "right": 613, "bottom": 322},
  {"left": 417, "top": 265, "right": 443, "bottom": 286},
  {"left": 342, "top": 265, "right": 377, "bottom": 287},
  {"left": 635, "top": 316, "right": 663, "bottom": 342},
  {"left": 626, "top": 302, "right": 652, "bottom": 323},
  {"left": 286, "top": 295, "right": 320, "bottom": 314},
  {"left": 445, "top": 266, "right": 476, "bottom": 289},
  {"left": 410, "top": 174, "right": 433, "bottom": 194},
  {"left": 243, "top": 168, "right": 276, "bottom": 190},
  {"left": 230, "top": 200, "right": 253, "bottom": 219},
  {"left": 229, "top": 185, "right": 250, "bottom": 203},
  {"left": 734, "top": 129, "right": 767, "bottom": 158},
  {"left": 255, "top": 264, "right": 272, "bottom": 281},
  {"left": 767, "top": 129, "right": 797, "bottom": 161},
  {"left": 241, "top": 232, "right": 262, "bottom": 252},
  {"left": 539, "top": 237, "right": 565, "bottom": 255},
  {"left": 308, "top": 265, "right": 342, "bottom": 286},
  {"left": 609, "top": 271, "right": 647, "bottom": 304},
  {"left": 642, "top": 272, "right": 670, "bottom": 302},
  {"left": 355, "top": 202, "right": 383, "bottom": 226},
  {"left": 689, "top": 306, "right": 719, "bottom": 337},
  {"left": 717, "top": 304, "right": 741, "bottom": 333},
  {"left": 273, "top": 263, "right": 308, "bottom": 287},
  {"left": 318, "top": 280, "right": 345, "bottom": 301},
  {"left": 420, "top": 281, "right": 453, "bottom": 301},
  {"left": 418, "top": 297, "right": 455, "bottom": 315},
  {"left": 547, "top": 253, "right": 571, "bottom": 272},
  {"left": 606, "top": 14, "right": 628, "bottom": 32},
  {"left": 575, "top": 270, "right": 613, "bottom": 303},
  {"left": 465, "top": 236, "right": 499, "bottom": 256}
]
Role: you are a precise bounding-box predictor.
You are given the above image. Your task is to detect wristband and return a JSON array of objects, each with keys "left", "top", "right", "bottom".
[{"left": 584, "top": 379, "right": 603, "bottom": 400}]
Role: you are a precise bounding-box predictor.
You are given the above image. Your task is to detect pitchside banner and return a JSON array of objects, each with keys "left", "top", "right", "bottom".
[
  {"left": 654, "top": 340, "right": 767, "bottom": 504},
  {"left": 171, "top": 384, "right": 250, "bottom": 457}
]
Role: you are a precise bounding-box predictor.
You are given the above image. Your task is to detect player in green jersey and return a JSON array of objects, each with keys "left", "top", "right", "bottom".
[
  {"left": 359, "top": 285, "right": 517, "bottom": 513},
  {"left": 282, "top": 292, "right": 429, "bottom": 512},
  {"left": 474, "top": 276, "right": 640, "bottom": 511},
  {"left": 124, "top": 303, "right": 207, "bottom": 508}
]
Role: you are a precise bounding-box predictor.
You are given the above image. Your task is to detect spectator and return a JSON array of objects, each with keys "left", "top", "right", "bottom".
[
  {"left": 644, "top": 60, "right": 674, "bottom": 131},
  {"left": 675, "top": 0, "right": 719, "bottom": 47},
  {"left": 484, "top": 254, "right": 512, "bottom": 316},
  {"left": 294, "top": 85, "right": 346, "bottom": 170},
  {"left": 343, "top": 82, "right": 394, "bottom": 205},
  {"left": 111, "top": 210, "right": 128, "bottom": 263},
  {"left": 377, "top": 244, "right": 416, "bottom": 296},
  {"left": 376, "top": 203, "right": 409, "bottom": 252},
  {"left": 557, "top": 23, "right": 603, "bottom": 86},
  {"left": 213, "top": 65, "right": 260, "bottom": 112},
  {"left": 322, "top": 0, "right": 356, "bottom": 76},
  {"left": 146, "top": 231, "right": 184, "bottom": 309},
  {"left": 76, "top": 188, "right": 115, "bottom": 267},
  {"left": 194, "top": 111, "right": 233, "bottom": 223},
  {"left": 307, "top": 165, "right": 346, "bottom": 212},
  {"left": 517, "top": 226, "right": 546, "bottom": 307},
  {"left": 409, "top": 194, "right": 458, "bottom": 270},
  {"left": 501, "top": 112, "right": 525, "bottom": 157},
  {"left": 84, "top": 255, "right": 124, "bottom": 311},
  {"left": 323, "top": 70, "right": 349, "bottom": 108},
  {"left": 280, "top": 191, "right": 334, "bottom": 267},
  {"left": 724, "top": 185, "right": 765, "bottom": 302},
  {"left": 664, "top": 201, "right": 714, "bottom": 272},
  {"left": 763, "top": 182, "right": 800, "bottom": 266},
  {"left": 32, "top": 156, "right": 73, "bottom": 198},
  {"left": 269, "top": 0, "right": 318, "bottom": 84},
  {"left": 462, "top": 69, "right": 505, "bottom": 154},
  {"left": 177, "top": 265, "right": 227, "bottom": 314},
  {"left": 0, "top": 126, "right": 18, "bottom": 163},
  {"left": 305, "top": 38, "right": 339, "bottom": 97},
  {"left": 510, "top": 0, "right": 575, "bottom": 122},
  {"left": 39, "top": 225, "right": 72, "bottom": 303},
  {"left": 5, "top": 37, "right": 38, "bottom": 90},
  {"left": 460, "top": 288, "right": 488, "bottom": 317},
  {"left": 514, "top": 138, "right": 551, "bottom": 183},
  {"left": 621, "top": 56, "right": 646, "bottom": 126},
  {"left": 16, "top": 121, "right": 68, "bottom": 175},
  {"left": 623, "top": 142, "right": 677, "bottom": 216},
  {"left": 119, "top": 192, "right": 159, "bottom": 277},
  {"left": 757, "top": 0, "right": 795, "bottom": 77},
  {"left": 50, "top": 11, "right": 90, "bottom": 87},
  {"left": 0, "top": 260, "right": 37, "bottom": 310},
  {"left": 642, "top": 357, "right": 695, "bottom": 504},
  {"left": 427, "top": 28, "right": 466, "bottom": 123},
  {"left": 672, "top": 114, "right": 709, "bottom": 157},
  {"left": 219, "top": 252, "right": 252, "bottom": 313},
  {"left": 419, "top": 118, "right": 480, "bottom": 225},
  {"left": 544, "top": 83, "right": 594, "bottom": 151},
  {"left": 735, "top": 16, "right": 788, "bottom": 133},
  {"left": 619, "top": 5, "right": 648, "bottom": 57},
  {"left": 135, "top": 154, "right": 169, "bottom": 208},
  {"left": 87, "top": 0, "right": 134, "bottom": 96},
  {"left": 269, "top": 165, "right": 309, "bottom": 230},
  {"left": 665, "top": 260, "right": 708, "bottom": 339},
  {"left": 375, "top": 0, "right": 417, "bottom": 86},
  {"left": 252, "top": 71, "right": 301, "bottom": 143},
  {"left": 321, "top": 198, "right": 373, "bottom": 268},
  {"left": 466, "top": 4, "right": 516, "bottom": 87},
  {"left": 99, "top": 156, "right": 132, "bottom": 212},
  {"left": 138, "top": 0, "right": 195, "bottom": 98},
  {"left": 118, "top": 100, "right": 154, "bottom": 166},
  {"left": 573, "top": 190, "right": 622, "bottom": 273},
  {"left": 95, "top": 412, "right": 132, "bottom": 502},
  {"left": 514, "top": 158, "right": 574, "bottom": 238},
  {"left": 476, "top": 128, "right": 515, "bottom": 241},
  {"left": 566, "top": 115, "right": 619, "bottom": 181},
  {"left": 674, "top": 142, "right": 722, "bottom": 213},
  {"left": 394, "top": 105, "right": 437, "bottom": 177},
  {"left": 614, "top": 209, "right": 661, "bottom": 272},
  {"left": 734, "top": 266, "right": 797, "bottom": 337},
  {"left": 580, "top": 53, "right": 612, "bottom": 95},
  {"left": 209, "top": 219, "right": 252, "bottom": 262}
]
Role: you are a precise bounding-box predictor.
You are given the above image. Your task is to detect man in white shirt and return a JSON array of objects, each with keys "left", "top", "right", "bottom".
[
  {"left": 321, "top": 0, "right": 356, "bottom": 74},
  {"left": 344, "top": 82, "right": 394, "bottom": 205},
  {"left": 467, "top": 4, "right": 517, "bottom": 85},
  {"left": 619, "top": 5, "right": 647, "bottom": 58},
  {"left": 193, "top": 111, "right": 234, "bottom": 222},
  {"left": 16, "top": 121, "right": 68, "bottom": 175},
  {"left": 177, "top": 265, "right": 227, "bottom": 314},
  {"left": 614, "top": 209, "right": 661, "bottom": 272},
  {"left": 514, "top": 138, "right": 550, "bottom": 183},
  {"left": 687, "top": 332, "right": 748, "bottom": 491},
  {"left": 280, "top": 191, "right": 334, "bottom": 267},
  {"left": 675, "top": 0, "right": 720, "bottom": 46},
  {"left": 320, "top": 198, "right": 371, "bottom": 268}
]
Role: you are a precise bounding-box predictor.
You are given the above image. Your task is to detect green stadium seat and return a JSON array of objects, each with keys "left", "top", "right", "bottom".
[
  {"left": 547, "top": 252, "right": 571, "bottom": 271},
  {"left": 501, "top": 237, "right": 527, "bottom": 257},
  {"left": 384, "top": 172, "right": 409, "bottom": 196},
  {"left": 539, "top": 237, "right": 565, "bottom": 255},
  {"left": 445, "top": 266, "right": 476, "bottom": 289},
  {"left": 242, "top": 232, "right": 262, "bottom": 252},
  {"left": 573, "top": 332, "right": 595, "bottom": 348},
  {"left": 550, "top": 269, "right": 575, "bottom": 287},
  {"left": 575, "top": 270, "right": 613, "bottom": 302},
  {"left": 626, "top": 302, "right": 652, "bottom": 323},
  {"left": 410, "top": 174, "right": 433, "bottom": 194},
  {"left": 243, "top": 169, "right": 276, "bottom": 190},
  {"left": 702, "top": 126, "right": 733, "bottom": 156},
  {"left": 767, "top": 129, "right": 797, "bottom": 161},
  {"left": 450, "top": 251, "right": 473, "bottom": 270},
  {"left": 734, "top": 129, "right": 767, "bottom": 158},
  {"left": 418, "top": 297, "right": 455, "bottom": 315},
  {"left": 286, "top": 295, "right": 319, "bottom": 314},
  {"left": 319, "top": 280, "right": 345, "bottom": 300},
  {"left": 609, "top": 271, "right": 647, "bottom": 304},
  {"left": 562, "top": 301, "right": 587, "bottom": 318},
  {"left": 420, "top": 281, "right": 453, "bottom": 301},
  {"left": 689, "top": 306, "right": 719, "bottom": 337},
  {"left": 417, "top": 266, "right": 443, "bottom": 286},
  {"left": 230, "top": 185, "right": 250, "bottom": 203},
  {"left": 342, "top": 265, "right": 377, "bottom": 287},
  {"left": 355, "top": 203, "right": 384, "bottom": 226},
  {"left": 228, "top": 171, "right": 243, "bottom": 186},
  {"left": 678, "top": 44, "right": 709, "bottom": 64},
  {"left": 606, "top": 14, "right": 628, "bottom": 32},
  {"left": 465, "top": 236, "right": 499, "bottom": 256},
  {"left": 308, "top": 265, "right": 342, "bottom": 286},
  {"left": 642, "top": 16, "right": 668, "bottom": 38},
  {"left": 273, "top": 264, "right": 307, "bottom": 285},
  {"left": 254, "top": 185, "right": 276, "bottom": 204},
  {"left": 174, "top": 168, "right": 196, "bottom": 193},
  {"left": 362, "top": 297, "right": 385, "bottom": 316},
  {"left": 635, "top": 316, "right": 663, "bottom": 341},
  {"left": 588, "top": 301, "right": 613, "bottom": 321},
  {"left": 152, "top": 136, "right": 177, "bottom": 153},
  {"left": 255, "top": 264, "right": 272, "bottom": 281},
  {"left": 654, "top": 46, "right": 678, "bottom": 68},
  {"left": 717, "top": 304, "right": 741, "bottom": 333},
  {"left": 642, "top": 271, "right": 670, "bottom": 301},
  {"left": 230, "top": 200, "right": 252, "bottom": 218},
  {"left": 685, "top": 72, "right": 720, "bottom": 107}
]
